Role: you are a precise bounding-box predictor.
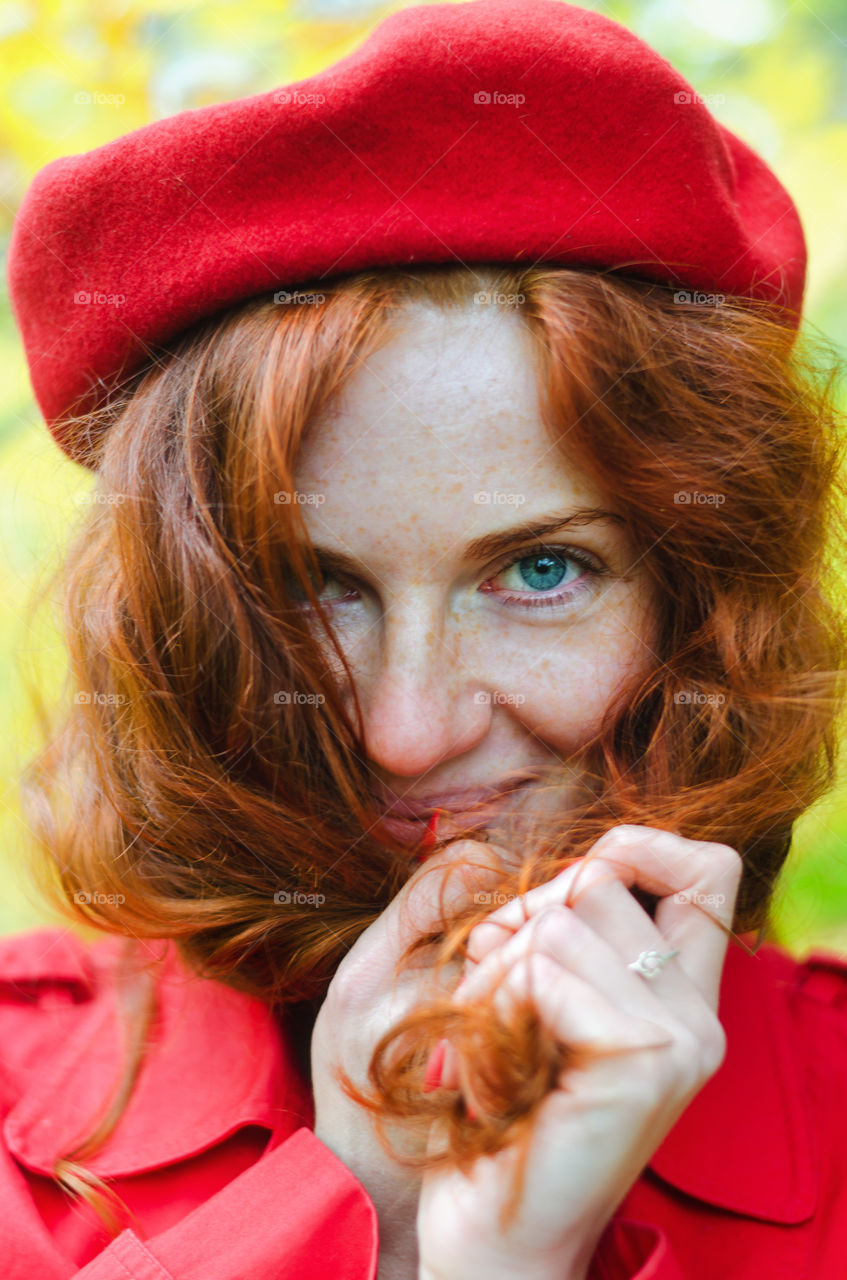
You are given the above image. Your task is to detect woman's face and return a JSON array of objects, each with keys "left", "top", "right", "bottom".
[{"left": 292, "top": 300, "right": 661, "bottom": 847}]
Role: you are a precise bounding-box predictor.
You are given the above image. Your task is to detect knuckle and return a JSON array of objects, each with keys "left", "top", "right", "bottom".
[
  {"left": 323, "top": 960, "right": 360, "bottom": 1013},
  {"left": 661, "top": 1028, "right": 704, "bottom": 1096},
  {"left": 510, "top": 949, "right": 557, "bottom": 994},
  {"left": 670, "top": 1019, "right": 725, "bottom": 1092},
  {"left": 467, "top": 914, "right": 514, "bottom": 959},
  {"left": 431, "top": 838, "right": 504, "bottom": 889},
  {"left": 693, "top": 837, "right": 741, "bottom": 881},
  {"left": 698, "top": 1017, "right": 728, "bottom": 1077},
  {"left": 703, "top": 841, "right": 743, "bottom": 879},
  {"left": 603, "top": 823, "right": 642, "bottom": 845},
  {"left": 529, "top": 904, "right": 572, "bottom": 948},
  {"left": 323, "top": 946, "right": 381, "bottom": 1013},
  {"left": 447, "top": 837, "right": 496, "bottom": 864}
]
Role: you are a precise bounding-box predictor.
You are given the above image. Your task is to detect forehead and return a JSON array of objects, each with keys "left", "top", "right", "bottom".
[{"left": 295, "top": 301, "right": 600, "bottom": 503}]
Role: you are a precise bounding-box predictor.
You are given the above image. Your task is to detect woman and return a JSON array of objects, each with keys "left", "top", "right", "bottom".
[{"left": 4, "top": 2, "right": 847, "bottom": 1278}]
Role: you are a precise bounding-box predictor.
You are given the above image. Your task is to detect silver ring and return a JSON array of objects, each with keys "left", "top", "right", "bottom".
[{"left": 627, "top": 948, "right": 680, "bottom": 979}]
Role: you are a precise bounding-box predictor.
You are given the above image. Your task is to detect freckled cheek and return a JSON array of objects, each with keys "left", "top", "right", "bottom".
[
  {"left": 477, "top": 624, "right": 654, "bottom": 747},
  {"left": 488, "top": 657, "right": 614, "bottom": 744}
]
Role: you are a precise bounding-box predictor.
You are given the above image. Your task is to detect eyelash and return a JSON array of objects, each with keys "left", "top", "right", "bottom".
[
  {"left": 298, "top": 541, "right": 610, "bottom": 615},
  {"left": 482, "top": 541, "right": 609, "bottom": 612}
]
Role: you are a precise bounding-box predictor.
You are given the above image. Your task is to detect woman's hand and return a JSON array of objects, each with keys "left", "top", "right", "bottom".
[
  {"left": 310, "top": 838, "right": 512, "bottom": 1280},
  {"left": 416, "top": 824, "right": 744, "bottom": 1280}
]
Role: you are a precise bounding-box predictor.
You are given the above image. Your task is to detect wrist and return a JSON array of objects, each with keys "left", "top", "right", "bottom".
[{"left": 313, "top": 1121, "right": 421, "bottom": 1264}]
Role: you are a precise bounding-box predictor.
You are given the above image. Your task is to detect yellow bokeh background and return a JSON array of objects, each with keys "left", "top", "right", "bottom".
[{"left": 2, "top": 0, "right": 847, "bottom": 954}]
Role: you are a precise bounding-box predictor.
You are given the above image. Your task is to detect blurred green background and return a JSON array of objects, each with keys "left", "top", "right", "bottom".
[{"left": 1, "top": 0, "right": 847, "bottom": 954}]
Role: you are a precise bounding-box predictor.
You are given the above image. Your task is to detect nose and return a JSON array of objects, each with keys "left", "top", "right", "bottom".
[{"left": 354, "top": 596, "right": 492, "bottom": 780}]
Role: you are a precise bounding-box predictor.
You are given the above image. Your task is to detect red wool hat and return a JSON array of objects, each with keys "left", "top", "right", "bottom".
[{"left": 7, "top": 0, "right": 806, "bottom": 468}]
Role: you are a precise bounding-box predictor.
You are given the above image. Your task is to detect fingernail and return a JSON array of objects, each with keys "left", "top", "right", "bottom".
[
  {"left": 440, "top": 1039, "right": 460, "bottom": 1090},
  {"left": 415, "top": 809, "right": 442, "bottom": 863},
  {"left": 422, "top": 1038, "right": 448, "bottom": 1091},
  {"left": 465, "top": 1100, "right": 478, "bottom": 1122}
]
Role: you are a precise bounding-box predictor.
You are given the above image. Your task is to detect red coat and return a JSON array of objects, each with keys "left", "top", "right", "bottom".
[{"left": 1, "top": 924, "right": 846, "bottom": 1279}]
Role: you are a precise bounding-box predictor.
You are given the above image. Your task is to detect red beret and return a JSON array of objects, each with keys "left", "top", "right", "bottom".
[{"left": 7, "top": 0, "right": 806, "bottom": 467}]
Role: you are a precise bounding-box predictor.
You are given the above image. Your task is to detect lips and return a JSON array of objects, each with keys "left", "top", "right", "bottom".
[
  {"left": 372, "top": 777, "right": 534, "bottom": 820},
  {"left": 376, "top": 814, "right": 449, "bottom": 846},
  {"left": 372, "top": 777, "right": 535, "bottom": 847},
  {"left": 377, "top": 810, "right": 491, "bottom": 846}
]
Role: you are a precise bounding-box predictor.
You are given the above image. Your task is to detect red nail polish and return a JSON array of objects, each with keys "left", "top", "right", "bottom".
[
  {"left": 465, "top": 1098, "right": 478, "bottom": 1121},
  {"left": 415, "top": 809, "right": 441, "bottom": 863},
  {"left": 422, "top": 1037, "right": 448, "bottom": 1092}
]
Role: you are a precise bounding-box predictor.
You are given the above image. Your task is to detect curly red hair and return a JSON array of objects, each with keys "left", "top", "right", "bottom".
[{"left": 18, "top": 262, "right": 847, "bottom": 1233}]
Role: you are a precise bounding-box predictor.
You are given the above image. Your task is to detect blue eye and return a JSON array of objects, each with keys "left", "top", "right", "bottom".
[
  {"left": 507, "top": 551, "right": 572, "bottom": 591},
  {"left": 481, "top": 542, "right": 608, "bottom": 612},
  {"left": 290, "top": 541, "right": 609, "bottom": 614}
]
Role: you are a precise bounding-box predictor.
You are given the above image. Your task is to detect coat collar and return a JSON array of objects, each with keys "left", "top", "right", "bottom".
[
  {"left": 3, "top": 932, "right": 314, "bottom": 1178},
  {"left": 2, "top": 929, "right": 816, "bottom": 1223}
]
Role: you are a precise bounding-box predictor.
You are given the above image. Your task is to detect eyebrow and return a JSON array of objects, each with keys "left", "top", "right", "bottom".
[
  {"left": 461, "top": 508, "right": 625, "bottom": 562},
  {"left": 305, "top": 507, "right": 626, "bottom": 575}
]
